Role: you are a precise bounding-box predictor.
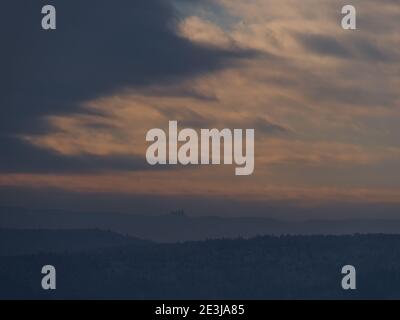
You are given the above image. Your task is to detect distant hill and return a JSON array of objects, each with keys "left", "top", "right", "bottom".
[
  {"left": 2, "top": 233, "right": 400, "bottom": 299},
  {"left": 2, "top": 206, "right": 400, "bottom": 242},
  {"left": 0, "top": 229, "right": 148, "bottom": 256}
]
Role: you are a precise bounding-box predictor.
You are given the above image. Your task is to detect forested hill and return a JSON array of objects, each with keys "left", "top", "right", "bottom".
[
  {"left": 1, "top": 231, "right": 400, "bottom": 299},
  {"left": 3, "top": 206, "right": 400, "bottom": 242},
  {"left": 0, "top": 229, "right": 149, "bottom": 256}
]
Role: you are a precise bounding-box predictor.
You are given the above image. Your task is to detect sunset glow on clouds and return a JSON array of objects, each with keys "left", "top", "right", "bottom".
[{"left": 1, "top": 0, "right": 400, "bottom": 209}]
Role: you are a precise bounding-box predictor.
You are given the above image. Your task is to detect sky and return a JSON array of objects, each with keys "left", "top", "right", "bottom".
[{"left": 1, "top": 0, "right": 400, "bottom": 217}]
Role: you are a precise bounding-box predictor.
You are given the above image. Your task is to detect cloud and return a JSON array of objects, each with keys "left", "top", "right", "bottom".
[
  {"left": 2, "top": 171, "right": 400, "bottom": 206},
  {"left": 352, "top": 38, "right": 397, "bottom": 62},
  {"left": 1, "top": 0, "right": 400, "bottom": 206},
  {"left": 297, "top": 34, "right": 353, "bottom": 59},
  {"left": 0, "top": 0, "right": 252, "bottom": 173},
  {"left": 0, "top": 136, "right": 151, "bottom": 174},
  {"left": 178, "top": 16, "right": 235, "bottom": 49}
]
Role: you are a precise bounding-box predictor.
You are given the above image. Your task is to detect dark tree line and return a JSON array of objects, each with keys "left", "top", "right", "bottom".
[{"left": 1, "top": 231, "right": 400, "bottom": 299}]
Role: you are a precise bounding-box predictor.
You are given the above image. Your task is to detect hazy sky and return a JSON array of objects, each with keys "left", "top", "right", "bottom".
[{"left": 1, "top": 0, "right": 400, "bottom": 216}]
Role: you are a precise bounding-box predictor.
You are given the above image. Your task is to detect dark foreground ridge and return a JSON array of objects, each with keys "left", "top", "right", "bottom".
[{"left": 1, "top": 229, "right": 400, "bottom": 299}]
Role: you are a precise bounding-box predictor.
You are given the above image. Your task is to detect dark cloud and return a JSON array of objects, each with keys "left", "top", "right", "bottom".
[
  {"left": 297, "top": 34, "right": 353, "bottom": 58},
  {"left": 307, "top": 82, "right": 397, "bottom": 107},
  {"left": 352, "top": 38, "right": 396, "bottom": 62},
  {"left": 154, "top": 107, "right": 291, "bottom": 136},
  {"left": 139, "top": 86, "right": 219, "bottom": 102},
  {"left": 251, "top": 118, "right": 291, "bottom": 136},
  {"left": 0, "top": 0, "right": 252, "bottom": 173},
  {"left": 297, "top": 32, "right": 397, "bottom": 63},
  {"left": 155, "top": 106, "right": 211, "bottom": 129},
  {"left": 0, "top": 136, "right": 152, "bottom": 174}
]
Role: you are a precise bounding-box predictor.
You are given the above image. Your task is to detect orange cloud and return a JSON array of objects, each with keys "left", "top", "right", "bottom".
[{"left": 3, "top": 0, "right": 400, "bottom": 205}]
